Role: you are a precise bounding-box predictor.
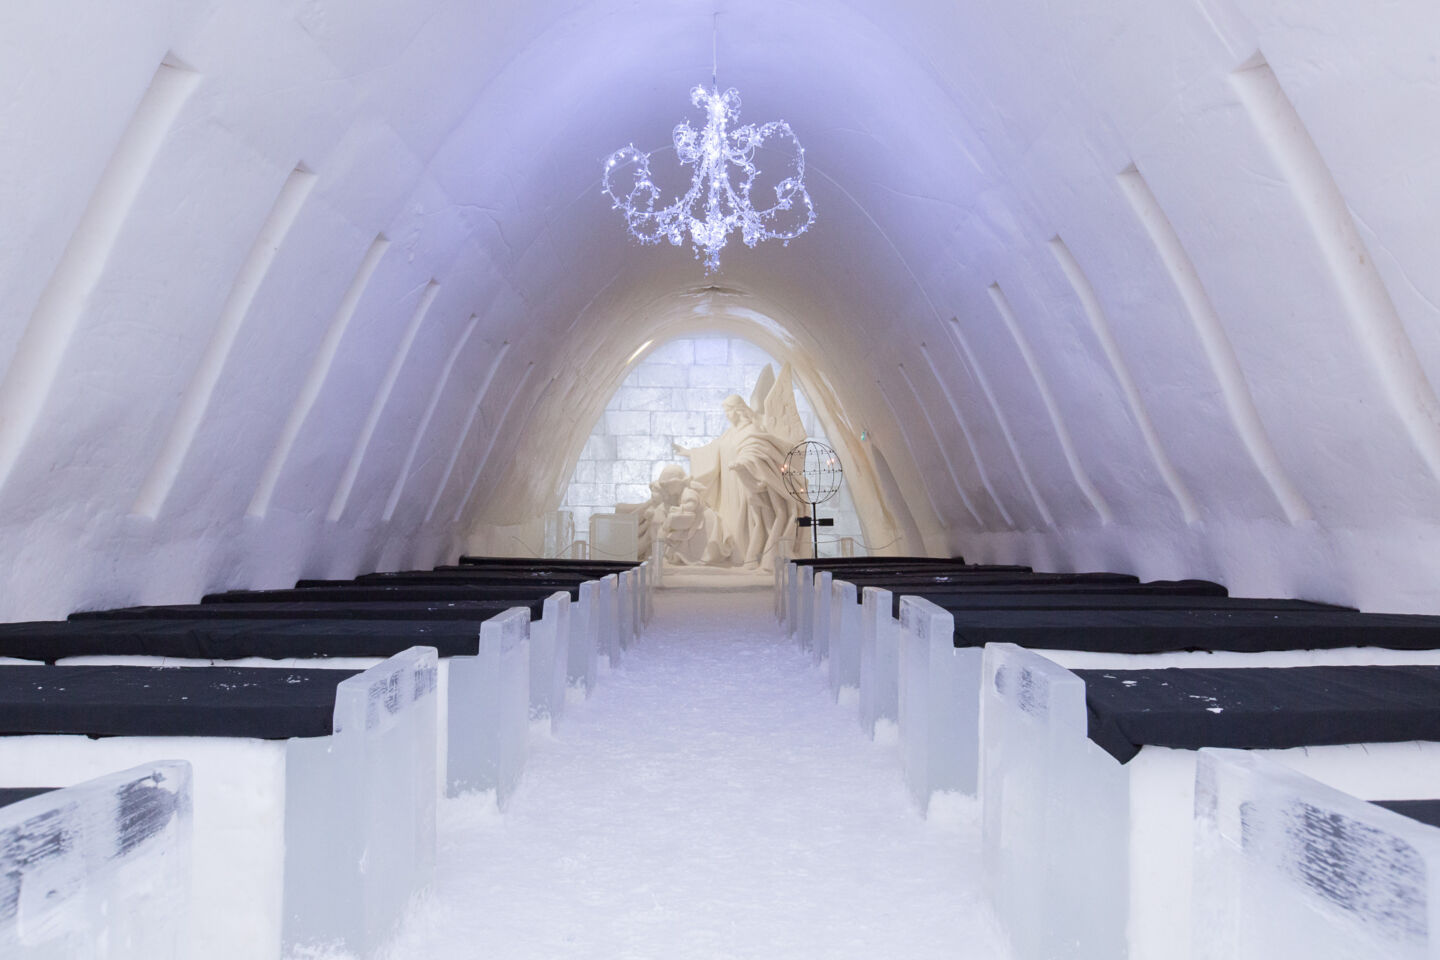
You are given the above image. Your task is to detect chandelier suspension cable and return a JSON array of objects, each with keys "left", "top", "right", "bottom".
[{"left": 600, "top": 10, "right": 816, "bottom": 273}]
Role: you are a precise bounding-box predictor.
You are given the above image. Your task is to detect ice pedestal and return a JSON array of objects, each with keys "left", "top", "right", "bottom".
[
  {"left": 0, "top": 761, "right": 192, "bottom": 959},
  {"left": 1194, "top": 749, "right": 1440, "bottom": 960},
  {"left": 858, "top": 586, "right": 899, "bottom": 737},
  {"left": 446, "top": 610, "right": 529, "bottom": 807},
  {"left": 828, "top": 579, "right": 861, "bottom": 702},
  {"left": 898, "top": 597, "right": 982, "bottom": 810},
  {"left": 528, "top": 592, "right": 571, "bottom": 725}
]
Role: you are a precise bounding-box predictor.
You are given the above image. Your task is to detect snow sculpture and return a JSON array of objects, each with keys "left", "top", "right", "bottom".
[{"left": 640, "top": 362, "right": 806, "bottom": 571}]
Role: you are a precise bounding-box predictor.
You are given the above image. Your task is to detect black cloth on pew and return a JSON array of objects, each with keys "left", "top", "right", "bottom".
[
  {"left": 888, "top": 592, "right": 1345, "bottom": 619},
  {"left": 791, "top": 556, "right": 969, "bottom": 567},
  {"left": 0, "top": 618, "right": 489, "bottom": 662},
  {"left": 205, "top": 584, "right": 579, "bottom": 604},
  {"left": 341, "top": 570, "right": 603, "bottom": 586},
  {"left": 0, "top": 786, "right": 55, "bottom": 808},
  {"left": 949, "top": 608, "right": 1440, "bottom": 654},
  {"left": 859, "top": 580, "right": 1230, "bottom": 611},
  {"left": 70, "top": 599, "right": 543, "bottom": 622},
  {"left": 1074, "top": 665, "right": 1440, "bottom": 763},
  {"left": 1374, "top": 800, "right": 1440, "bottom": 830},
  {"left": 459, "top": 556, "right": 636, "bottom": 569},
  {"left": 837, "top": 573, "right": 1143, "bottom": 595},
  {"left": 0, "top": 665, "right": 358, "bottom": 739}
]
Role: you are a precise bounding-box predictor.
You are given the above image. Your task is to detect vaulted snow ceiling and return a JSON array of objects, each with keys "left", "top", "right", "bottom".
[{"left": 0, "top": 0, "right": 1437, "bottom": 616}]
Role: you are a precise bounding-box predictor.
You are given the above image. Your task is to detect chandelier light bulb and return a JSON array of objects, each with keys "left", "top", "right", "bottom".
[{"left": 602, "top": 85, "right": 816, "bottom": 272}]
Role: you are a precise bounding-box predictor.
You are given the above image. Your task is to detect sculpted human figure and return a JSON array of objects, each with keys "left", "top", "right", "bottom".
[{"left": 673, "top": 393, "right": 799, "bottom": 570}]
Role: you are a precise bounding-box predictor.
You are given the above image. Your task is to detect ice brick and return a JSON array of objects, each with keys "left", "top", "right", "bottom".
[{"left": 859, "top": 587, "right": 898, "bottom": 737}]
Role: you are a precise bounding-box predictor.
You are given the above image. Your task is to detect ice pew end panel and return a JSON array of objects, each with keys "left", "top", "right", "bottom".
[
  {"left": 1194, "top": 749, "right": 1440, "bottom": 960},
  {"left": 447, "top": 608, "right": 529, "bottom": 808},
  {"left": 0, "top": 761, "right": 192, "bottom": 960},
  {"left": 898, "top": 596, "right": 982, "bottom": 809},
  {"left": 979, "top": 642, "right": 1131, "bottom": 960}
]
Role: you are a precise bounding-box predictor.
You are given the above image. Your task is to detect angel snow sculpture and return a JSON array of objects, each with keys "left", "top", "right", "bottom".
[{"left": 673, "top": 363, "right": 807, "bottom": 570}]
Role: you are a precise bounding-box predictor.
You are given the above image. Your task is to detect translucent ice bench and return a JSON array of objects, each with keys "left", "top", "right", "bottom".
[
  {"left": 980, "top": 643, "right": 1440, "bottom": 960},
  {"left": 0, "top": 761, "right": 192, "bottom": 959},
  {"left": 1194, "top": 748, "right": 1440, "bottom": 960},
  {"left": 10, "top": 602, "right": 542, "bottom": 805},
  {"left": 0, "top": 647, "right": 438, "bottom": 960},
  {"left": 900, "top": 597, "right": 1440, "bottom": 812}
]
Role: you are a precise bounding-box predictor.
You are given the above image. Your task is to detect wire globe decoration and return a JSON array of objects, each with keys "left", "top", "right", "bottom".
[{"left": 781, "top": 440, "right": 843, "bottom": 508}]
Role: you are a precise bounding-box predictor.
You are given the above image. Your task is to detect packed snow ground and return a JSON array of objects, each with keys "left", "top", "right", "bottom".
[{"left": 379, "top": 584, "right": 1011, "bottom": 959}]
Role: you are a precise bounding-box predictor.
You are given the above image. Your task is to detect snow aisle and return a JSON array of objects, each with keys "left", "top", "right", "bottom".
[{"left": 380, "top": 585, "right": 1011, "bottom": 960}]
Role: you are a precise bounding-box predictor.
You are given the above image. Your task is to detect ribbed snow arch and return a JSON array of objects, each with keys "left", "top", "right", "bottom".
[{"left": 0, "top": 0, "right": 1438, "bottom": 616}]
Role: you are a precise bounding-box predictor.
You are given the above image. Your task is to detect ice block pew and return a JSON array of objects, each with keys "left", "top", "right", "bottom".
[
  {"left": 0, "top": 650, "right": 436, "bottom": 960},
  {"left": 0, "top": 762, "right": 190, "bottom": 960},
  {"left": 782, "top": 556, "right": 997, "bottom": 638},
  {"left": 804, "top": 568, "right": 1141, "bottom": 661},
  {"left": 1193, "top": 749, "right": 1440, "bottom": 960},
  {"left": 981, "top": 647, "right": 1440, "bottom": 960},
  {"left": 842, "top": 581, "right": 1285, "bottom": 737},
  {"left": 447, "top": 557, "right": 654, "bottom": 626},
  {"left": 68, "top": 597, "right": 572, "bottom": 725},
  {"left": 903, "top": 600, "right": 1440, "bottom": 808},
  {"left": 794, "top": 564, "right": 1082, "bottom": 653},
  {"left": 298, "top": 566, "right": 637, "bottom": 662},
  {"left": 340, "top": 563, "right": 647, "bottom": 648},
  {"left": 778, "top": 555, "right": 972, "bottom": 632},
  {"left": 205, "top": 578, "right": 613, "bottom": 694},
  {"left": 0, "top": 609, "right": 546, "bottom": 801}
]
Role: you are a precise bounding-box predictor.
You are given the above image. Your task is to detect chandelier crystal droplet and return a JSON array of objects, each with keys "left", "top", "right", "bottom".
[{"left": 603, "top": 85, "right": 816, "bottom": 272}]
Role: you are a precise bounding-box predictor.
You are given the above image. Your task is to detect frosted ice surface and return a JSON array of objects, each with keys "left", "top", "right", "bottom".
[{"left": 379, "top": 586, "right": 1011, "bottom": 960}]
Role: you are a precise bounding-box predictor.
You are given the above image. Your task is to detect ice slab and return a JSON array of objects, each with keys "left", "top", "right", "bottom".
[
  {"left": 858, "top": 586, "right": 899, "bottom": 737},
  {"left": 447, "top": 609, "right": 529, "bottom": 807},
  {"left": 828, "top": 579, "right": 861, "bottom": 702},
  {"left": 898, "top": 596, "right": 981, "bottom": 810}
]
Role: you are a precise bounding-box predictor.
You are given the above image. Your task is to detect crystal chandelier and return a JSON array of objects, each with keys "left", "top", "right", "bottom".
[{"left": 603, "top": 85, "right": 815, "bottom": 272}]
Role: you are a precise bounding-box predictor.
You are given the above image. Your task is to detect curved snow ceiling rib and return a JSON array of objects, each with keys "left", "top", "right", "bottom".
[{"left": 1, "top": 0, "right": 1440, "bottom": 615}]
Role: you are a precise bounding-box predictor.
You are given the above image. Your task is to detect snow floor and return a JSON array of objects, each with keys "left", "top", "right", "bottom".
[{"left": 375, "top": 584, "right": 1011, "bottom": 960}]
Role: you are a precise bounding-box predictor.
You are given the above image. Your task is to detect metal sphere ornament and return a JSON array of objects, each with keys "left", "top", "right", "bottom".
[{"left": 781, "top": 440, "right": 843, "bottom": 557}]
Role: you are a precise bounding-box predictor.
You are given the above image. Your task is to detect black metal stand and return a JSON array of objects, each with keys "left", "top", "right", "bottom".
[{"left": 795, "top": 514, "right": 834, "bottom": 558}]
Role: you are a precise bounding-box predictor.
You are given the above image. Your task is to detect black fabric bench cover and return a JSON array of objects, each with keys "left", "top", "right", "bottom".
[
  {"left": 1374, "top": 800, "right": 1440, "bottom": 830},
  {"left": 0, "top": 786, "right": 55, "bottom": 808},
  {"left": 70, "top": 599, "right": 542, "bottom": 622},
  {"left": 0, "top": 618, "right": 487, "bottom": 662},
  {"left": 0, "top": 665, "right": 358, "bottom": 739},
  {"left": 863, "top": 580, "right": 1229, "bottom": 611},
  {"left": 890, "top": 593, "right": 1345, "bottom": 619},
  {"left": 791, "top": 556, "right": 969, "bottom": 567},
  {"left": 844, "top": 571, "right": 1139, "bottom": 586},
  {"left": 952, "top": 609, "right": 1440, "bottom": 654},
  {"left": 459, "top": 556, "right": 637, "bottom": 570},
  {"left": 300, "top": 572, "right": 595, "bottom": 589},
  {"left": 1075, "top": 665, "right": 1440, "bottom": 763},
  {"left": 204, "top": 584, "right": 579, "bottom": 604}
]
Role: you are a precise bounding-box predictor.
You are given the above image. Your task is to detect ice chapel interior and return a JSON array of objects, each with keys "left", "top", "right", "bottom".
[{"left": 2, "top": 2, "right": 1440, "bottom": 958}]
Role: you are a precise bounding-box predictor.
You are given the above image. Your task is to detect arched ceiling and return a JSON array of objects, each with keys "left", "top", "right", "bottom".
[{"left": 0, "top": 0, "right": 1437, "bottom": 616}]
